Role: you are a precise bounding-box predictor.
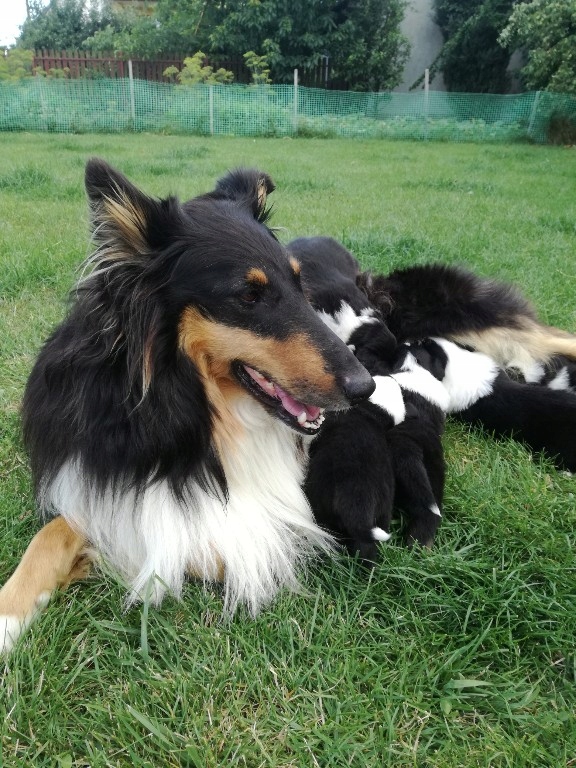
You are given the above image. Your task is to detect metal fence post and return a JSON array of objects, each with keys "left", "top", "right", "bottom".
[
  {"left": 293, "top": 69, "right": 298, "bottom": 135},
  {"left": 209, "top": 85, "right": 214, "bottom": 135},
  {"left": 424, "top": 68, "right": 430, "bottom": 141},
  {"left": 128, "top": 59, "right": 136, "bottom": 124}
]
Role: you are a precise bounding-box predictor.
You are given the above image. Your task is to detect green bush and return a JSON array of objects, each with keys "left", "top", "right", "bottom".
[
  {"left": 0, "top": 49, "right": 34, "bottom": 81},
  {"left": 163, "top": 52, "right": 234, "bottom": 86}
]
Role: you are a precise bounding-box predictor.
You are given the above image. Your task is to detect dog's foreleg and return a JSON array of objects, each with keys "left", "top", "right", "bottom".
[{"left": 0, "top": 516, "right": 90, "bottom": 654}]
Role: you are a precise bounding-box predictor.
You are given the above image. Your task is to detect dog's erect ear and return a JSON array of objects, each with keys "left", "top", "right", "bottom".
[
  {"left": 207, "top": 167, "right": 275, "bottom": 224},
  {"left": 85, "top": 158, "right": 181, "bottom": 259}
]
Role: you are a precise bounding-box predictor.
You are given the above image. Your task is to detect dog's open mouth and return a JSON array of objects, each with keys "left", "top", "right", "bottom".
[{"left": 234, "top": 363, "right": 325, "bottom": 434}]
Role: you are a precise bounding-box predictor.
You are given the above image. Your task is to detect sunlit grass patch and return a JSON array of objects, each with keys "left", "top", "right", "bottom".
[{"left": 0, "top": 133, "right": 575, "bottom": 767}]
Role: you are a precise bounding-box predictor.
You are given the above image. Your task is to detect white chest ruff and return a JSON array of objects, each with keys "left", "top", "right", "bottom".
[{"left": 43, "top": 398, "right": 332, "bottom": 616}]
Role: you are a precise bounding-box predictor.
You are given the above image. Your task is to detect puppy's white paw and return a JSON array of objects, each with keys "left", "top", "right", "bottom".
[{"left": 372, "top": 527, "right": 392, "bottom": 542}]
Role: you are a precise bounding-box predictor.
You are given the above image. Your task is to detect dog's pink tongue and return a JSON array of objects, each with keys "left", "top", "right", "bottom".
[{"left": 275, "top": 385, "right": 321, "bottom": 422}]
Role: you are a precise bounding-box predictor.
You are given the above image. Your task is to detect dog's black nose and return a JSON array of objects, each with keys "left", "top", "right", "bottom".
[{"left": 341, "top": 367, "right": 375, "bottom": 405}]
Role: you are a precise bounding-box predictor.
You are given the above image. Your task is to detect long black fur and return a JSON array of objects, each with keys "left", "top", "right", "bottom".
[
  {"left": 304, "top": 400, "right": 396, "bottom": 562},
  {"left": 457, "top": 372, "right": 576, "bottom": 472},
  {"left": 23, "top": 164, "right": 373, "bottom": 513},
  {"left": 358, "top": 262, "right": 536, "bottom": 341}
]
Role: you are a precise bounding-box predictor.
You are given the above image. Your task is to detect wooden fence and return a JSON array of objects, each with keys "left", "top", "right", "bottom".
[
  {"left": 32, "top": 50, "right": 345, "bottom": 89},
  {"left": 34, "top": 51, "right": 197, "bottom": 81}
]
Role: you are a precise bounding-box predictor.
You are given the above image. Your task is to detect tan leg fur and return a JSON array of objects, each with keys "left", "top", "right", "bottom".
[
  {"left": 450, "top": 322, "right": 576, "bottom": 372},
  {"left": 0, "top": 516, "right": 90, "bottom": 654}
]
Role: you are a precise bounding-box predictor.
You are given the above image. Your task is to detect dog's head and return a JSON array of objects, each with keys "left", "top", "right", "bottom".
[
  {"left": 289, "top": 236, "right": 368, "bottom": 317},
  {"left": 84, "top": 160, "right": 374, "bottom": 437}
]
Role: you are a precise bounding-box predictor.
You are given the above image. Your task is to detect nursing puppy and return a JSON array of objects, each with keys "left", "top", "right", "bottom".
[
  {"left": 292, "top": 237, "right": 447, "bottom": 555},
  {"left": 411, "top": 338, "right": 576, "bottom": 472},
  {"left": 304, "top": 331, "right": 448, "bottom": 558},
  {"left": 358, "top": 263, "right": 576, "bottom": 373}
]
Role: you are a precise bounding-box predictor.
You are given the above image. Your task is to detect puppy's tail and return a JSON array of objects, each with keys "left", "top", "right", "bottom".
[
  {"left": 0, "top": 516, "right": 90, "bottom": 654},
  {"left": 449, "top": 321, "right": 576, "bottom": 372}
]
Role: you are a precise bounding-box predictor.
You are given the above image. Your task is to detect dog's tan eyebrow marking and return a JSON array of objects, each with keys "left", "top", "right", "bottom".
[
  {"left": 246, "top": 267, "right": 268, "bottom": 285},
  {"left": 289, "top": 257, "right": 301, "bottom": 276}
]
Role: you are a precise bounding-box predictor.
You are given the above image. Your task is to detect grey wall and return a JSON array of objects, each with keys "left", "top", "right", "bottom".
[
  {"left": 394, "top": 0, "right": 445, "bottom": 92},
  {"left": 394, "top": 0, "right": 524, "bottom": 93}
]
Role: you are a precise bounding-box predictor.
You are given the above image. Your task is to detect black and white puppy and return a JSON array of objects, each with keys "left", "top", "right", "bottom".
[
  {"left": 385, "top": 343, "right": 448, "bottom": 548},
  {"left": 411, "top": 338, "right": 576, "bottom": 473},
  {"left": 304, "top": 370, "right": 402, "bottom": 562},
  {"left": 291, "top": 237, "right": 447, "bottom": 555},
  {"left": 506, "top": 355, "right": 576, "bottom": 394}
]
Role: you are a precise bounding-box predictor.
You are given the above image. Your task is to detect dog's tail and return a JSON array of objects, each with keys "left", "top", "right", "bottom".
[
  {"left": 0, "top": 517, "right": 90, "bottom": 654},
  {"left": 449, "top": 320, "right": 576, "bottom": 372}
]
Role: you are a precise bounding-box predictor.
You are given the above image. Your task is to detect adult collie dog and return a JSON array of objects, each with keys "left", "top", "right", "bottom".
[{"left": 0, "top": 160, "right": 374, "bottom": 653}]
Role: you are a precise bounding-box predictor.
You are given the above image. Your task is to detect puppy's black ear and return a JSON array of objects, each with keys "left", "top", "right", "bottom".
[
  {"left": 349, "top": 321, "right": 397, "bottom": 375},
  {"left": 410, "top": 339, "right": 449, "bottom": 381},
  {"left": 85, "top": 158, "right": 181, "bottom": 261},
  {"left": 356, "top": 271, "right": 393, "bottom": 317},
  {"left": 208, "top": 167, "right": 275, "bottom": 224}
]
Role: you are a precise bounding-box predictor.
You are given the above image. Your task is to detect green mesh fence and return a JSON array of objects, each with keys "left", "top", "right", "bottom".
[{"left": 1, "top": 78, "right": 575, "bottom": 143}]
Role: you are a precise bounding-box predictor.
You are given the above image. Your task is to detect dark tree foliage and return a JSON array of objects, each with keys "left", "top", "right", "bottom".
[
  {"left": 18, "top": 0, "right": 117, "bottom": 51},
  {"left": 209, "top": 0, "right": 409, "bottom": 90},
  {"left": 17, "top": 0, "right": 408, "bottom": 91},
  {"left": 433, "top": 0, "right": 516, "bottom": 93},
  {"left": 500, "top": 0, "right": 576, "bottom": 95}
]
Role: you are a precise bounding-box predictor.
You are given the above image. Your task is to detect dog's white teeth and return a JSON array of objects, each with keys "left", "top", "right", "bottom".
[
  {"left": 263, "top": 380, "right": 276, "bottom": 395},
  {"left": 297, "top": 411, "right": 307, "bottom": 425},
  {"left": 303, "top": 413, "right": 325, "bottom": 430}
]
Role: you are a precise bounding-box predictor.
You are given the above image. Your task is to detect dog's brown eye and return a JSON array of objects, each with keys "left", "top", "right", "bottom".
[{"left": 240, "top": 290, "right": 260, "bottom": 304}]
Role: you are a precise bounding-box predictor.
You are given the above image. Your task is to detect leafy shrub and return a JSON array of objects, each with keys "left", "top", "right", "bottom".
[
  {"left": 243, "top": 52, "right": 271, "bottom": 85},
  {"left": 163, "top": 52, "right": 234, "bottom": 86},
  {"left": 547, "top": 113, "right": 576, "bottom": 145},
  {"left": 0, "top": 49, "right": 34, "bottom": 81}
]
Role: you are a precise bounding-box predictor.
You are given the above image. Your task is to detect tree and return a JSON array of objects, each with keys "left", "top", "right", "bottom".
[
  {"left": 18, "top": 0, "right": 117, "bottom": 50},
  {"left": 208, "top": 0, "right": 409, "bottom": 90},
  {"left": 329, "top": 0, "right": 409, "bottom": 91},
  {"left": 19, "top": 0, "right": 409, "bottom": 91},
  {"left": 499, "top": 0, "right": 576, "bottom": 94},
  {"left": 208, "top": 0, "right": 343, "bottom": 81},
  {"left": 0, "top": 49, "right": 34, "bottom": 80},
  {"left": 83, "top": 0, "right": 214, "bottom": 57},
  {"left": 433, "top": 0, "right": 516, "bottom": 92}
]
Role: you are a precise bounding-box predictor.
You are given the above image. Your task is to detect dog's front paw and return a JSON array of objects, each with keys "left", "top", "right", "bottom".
[{"left": 0, "top": 614, "right": 30, "bottom": 654}]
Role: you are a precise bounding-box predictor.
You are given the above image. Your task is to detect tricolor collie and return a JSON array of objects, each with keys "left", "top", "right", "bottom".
[{"left": 0, "top": 161, "right": 374, "bottom": 653}]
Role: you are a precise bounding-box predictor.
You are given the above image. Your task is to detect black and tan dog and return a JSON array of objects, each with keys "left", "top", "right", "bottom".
[{"left": 0, "top": 164, "right": 375, "bottom": 653}]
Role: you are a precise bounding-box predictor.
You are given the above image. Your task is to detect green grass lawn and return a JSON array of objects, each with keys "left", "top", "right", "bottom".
[{"left": 1, "top": 132, "right": 575, "bottom": 768}]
